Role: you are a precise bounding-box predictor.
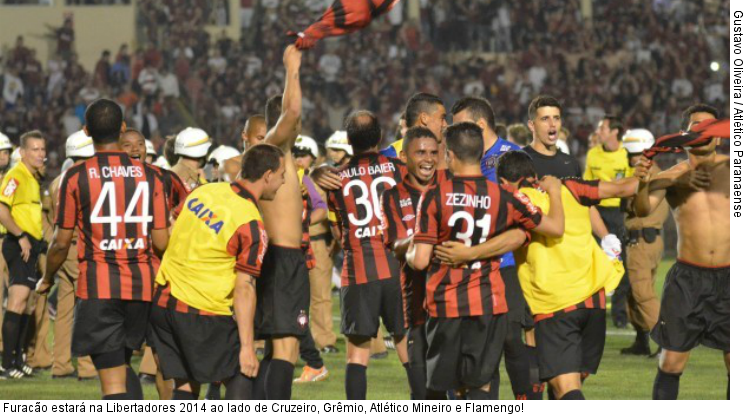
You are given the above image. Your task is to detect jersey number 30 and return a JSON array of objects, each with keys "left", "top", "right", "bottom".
[{"left": 344, "top": 177, "right": 397, "bottom": 226}]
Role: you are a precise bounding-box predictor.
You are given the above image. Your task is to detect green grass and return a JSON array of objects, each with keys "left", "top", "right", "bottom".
[{"left": 0, "top": 259, "right": 728, "bottom": 400}]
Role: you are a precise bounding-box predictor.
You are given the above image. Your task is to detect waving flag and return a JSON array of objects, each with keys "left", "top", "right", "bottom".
[
  {"left": 643, "top": 118, "right": 730, "bottom": 158},
  {"left": 289, "top": 0, "right": 402, "bottom": 50}
]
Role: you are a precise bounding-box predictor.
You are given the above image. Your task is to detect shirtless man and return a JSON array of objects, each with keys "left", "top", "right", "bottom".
[
  {"left": 252, "top": 45, "right": 306, "bottom": 400},
  {"left": 633, "top": 104, "right": 729, "bottom": 400},
  {"left": 223, "top": 115, "right": 267, "bottom": 180}
]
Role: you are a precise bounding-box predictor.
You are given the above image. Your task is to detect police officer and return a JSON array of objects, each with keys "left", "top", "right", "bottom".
[
  {"left": 0, "top": 130, "right": 46, "bottom": 379},
  {"left": 621, "top": 129, "right": 670, "bottom": 356},
  {"left": 171, "top": 127, "right": 212, "bottom": 192},
  {"left": 46, "top": 131, "right": 98, "bottom": 379}
]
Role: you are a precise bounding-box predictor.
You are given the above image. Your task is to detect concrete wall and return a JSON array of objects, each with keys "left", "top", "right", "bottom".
[{"left": 0, "top": 0, "right": 241, "bottom": 71}]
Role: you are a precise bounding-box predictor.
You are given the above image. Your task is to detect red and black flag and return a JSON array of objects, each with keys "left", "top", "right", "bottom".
[
  {"left": 289, "top": 0, "right": 402, "bottom": 49},
  {"left": 644, "top": 118, "right": 730, "bottom": 159}
]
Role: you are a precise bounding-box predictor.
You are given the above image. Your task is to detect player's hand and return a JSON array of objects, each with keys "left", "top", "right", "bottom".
[
  {"left": 312, "top": 166, "right": 342, "bottom": 191},
  {"left": 673, "top": 169, "right": 711, "bottom": 191},
  {"left": 239, "top": 346, "right": 259, "bottom": 378},
  {"left": 287, "top": 31, "right": 318, "bottom": 50},
  {"left": 19, "top": 236, "right": 31, "bottom": 262},
  {"left": 36, "top": 277, "right": 53, "bottom": 295},
  {"left": 633, "top": 156, "right": 653, "bottom": 182},
  {"left": 539, "top": 176, "right": 562, "bottom": 195},
  {"left": 283, "top": 45, "right": 303, "bottom": 71},
  {"left": 434, "top": 241, "right": 472, "bottom": 267}
]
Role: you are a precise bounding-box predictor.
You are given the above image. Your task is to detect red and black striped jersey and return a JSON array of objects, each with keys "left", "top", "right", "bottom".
[
  {"left": 301, "top": 192, "right": 316, "bottom": 270},
  {"left": 414, "top": 175, "right": 543, "bottom": 318},
  {"left": 533, "top": 290, "right": 606, "bottom": 323},
  {"left": 55, "top": 151, "right": 169, "bottom": 301},
  {"left": 153, "top": 283, "right": 217, "bottom": 316},
  {"left": 327, "top": 152, "right": 406, "bottom": 286},
  {"left": 148, "top": 164, "right": 189, "bottom": 213},
  {"left": 381, "top": 178, "right": 428, "bottom": 328}
]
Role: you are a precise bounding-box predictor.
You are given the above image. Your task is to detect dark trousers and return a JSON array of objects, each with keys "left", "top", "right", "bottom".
[{"left": 597, "top": 206, "right": 629, "bottom": 326}]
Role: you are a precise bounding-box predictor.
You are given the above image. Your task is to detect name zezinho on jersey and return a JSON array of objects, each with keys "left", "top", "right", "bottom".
[
  {"left": 88, "top": 165, "right": 144, "bottom": 179},
  {"left": 445, "top": 193, "right": 491, "bottom": 209}
]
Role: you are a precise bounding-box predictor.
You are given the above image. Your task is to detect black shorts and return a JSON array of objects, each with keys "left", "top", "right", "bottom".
[
  {"left": 425, "top": 314, "right": 507, "bottom": 391},
  {"left": 407, "top": 324, "right": 427, "bottom": 370},
  {"left": 255, "top": 245, "right": 310, "bottom": 339},
  {"left": 652, "top": 261, "right": 730, "bottom": 352},
  {"left": 534, "top": 308, "right": 605, "bottom": 381},
  {"left": 72, "top": 298, "right": 149, "bottom": 359},
  {"left": 501, "top": 266, "right": 534, "bottom": 329},
  {"left": 148, "top": 304, "right": 240, "bottom": 383},
  {"left": 2, "top": 235, "right": 44, "bottom": 288},
  {"left": 340, "top": 278, "right": 405, "bottom": 339}
]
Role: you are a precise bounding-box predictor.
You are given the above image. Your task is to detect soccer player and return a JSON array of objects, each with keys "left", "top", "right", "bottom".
[
  {"left": 633, "top": 104, "right": 730, "bottom": 400},
  {"left": 37, "top": 99, "right": 170, "bottom": 399},
  {"left": 585, "top": 115, "right": 633, "bottom": 328},
  {"left": 253, "top": 45, "right": 307, "bottom": 400},
  {"left": 450, "top": 97, "right": 539, "bottom": 399},
  {"left": 327, "top": 110, "right": 408, "bottom": 400},
  {"left": 223, "top": 115, "right": 268, "bottom": 180},
  {"left": 407, "top": 123, "right": 565, "bottom": 400},
  {"left": 0, "top": 130, "right": 47, "bottom": 379},
  {"left": 380, "top": 126, "right": 441, "bottom": 399},
  {"left": 149, "top": 144, "right": 284, "bottom": 400},
  {"left": 380, "top": 92, "right": 448, "bottom": 168},
  {"left": 437, "top": 150, "right": 638, "bottom": 400}
]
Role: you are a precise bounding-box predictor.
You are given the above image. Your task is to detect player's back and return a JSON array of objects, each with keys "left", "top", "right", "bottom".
[
  {"left": 416, "top": 175, "right": 542, "bottom": 317},
  {"left": 328, "top": 152, "right": 406, "bottom": 286},
  {"left": 56, "top": 151, "right": 168, "bottom": 301}
]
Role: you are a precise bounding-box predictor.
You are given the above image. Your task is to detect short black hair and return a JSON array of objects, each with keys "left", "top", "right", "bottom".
[
  {"left": 265, "top": 95, "right": 283, "bottom": 129},
  {"left": 242, "top": 143, "right": 284, "bottom": 181},
  {"left": 85, "top": 99, "right": 123, "bottom": 144},
  {"left": 404, "top": 93, "right": 444, "bottom": 127},
  {"left": 496, "top": 150, "right": 537, "bottom": 182},
  {"left": 681, "top": 103, "right": 719, "bottom": 130},
  {"left": 528, "top": 95, "right": 562, "bottom": 120},
  {"left": 603, "top": 114, "right": 624, "bottom": 139},
  {"left": 444, "top": 122, "right": 483, "bottom": 164},
  {"left": 403, "top": 126, "right": 438, "bottom": 153},
  {"left": 20, "top": 130, "right": 45, "bottom": 149},
  {"left": 451, "top": 97, "right": 496, "bottom": 132},
  {"left": 494, "top": 123, "right": 507, "bottom": 140},
  {"left": 346, "top": 110, "right": 382, "bottom": 152},
  {"left": 122, "top": 128, "right": 145, "bottom": 140}
]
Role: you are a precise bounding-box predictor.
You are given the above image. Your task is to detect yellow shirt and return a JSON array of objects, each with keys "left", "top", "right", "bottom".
[
  {"left": 514, "top": 183, "right": 624, "bottom": 315},
  {"left": 583, "top": 145, "right": 631, "bottom": 207},
  {"left": 0, "top": 171, "right": 6, "bottom": 235},
  {"left": 156, "top": 182, "right": 267, "bottom": 315},
  {"left": 0, "top": 162, "right": 43, "bottom": 240}
]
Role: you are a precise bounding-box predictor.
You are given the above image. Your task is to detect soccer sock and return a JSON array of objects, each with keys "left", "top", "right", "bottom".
[
  {"left": 252, "top": 356, "right": 272, "bottom": 400},
  {"left": 560, "top": 390, "right": 585, "bottom": 400},
  {"left": 15, "top": 314, "right": 32, "bottom": 366},
  {"left": 652, "top": 368, "right": 681, "bottom": 400},
  {"left": 345, "top": 363, "right": 367, "bottom": 400},
  {"left": 504, "top": 323, "right": 532, "bottom": 399},
  {"left": 225, "top": 374, "right": 253, "bottom": 400},
  {"left": 125, "top": 366, "right": 144, "bottom": 400},
  {"left": 466, "top": 388, "right": 492, "bottom": 400},
  {"left": 526, "top": 346, "right": 544, "bottom": 400},
  {"left": 172, "top": 389, "right": 199, "bottom": 400},
  {"left": 265, "top": 359, "right": 294, "bottom": 400},
  {"left": 103, "top": 393, "right": 129, "bottom": 400},
  {"left": 489, "top": 370, "right": 500, "bottom": 400},
  {"left": 2, "top": 312, "right": 21, "bottom": 369},
  {"left": 403, "top": 362, "right": 427, "bottom": 400}
]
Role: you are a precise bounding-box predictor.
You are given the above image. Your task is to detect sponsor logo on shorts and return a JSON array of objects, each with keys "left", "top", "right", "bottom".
[{"left": 297, "top": 310, "right": 309, "bottom": 329}]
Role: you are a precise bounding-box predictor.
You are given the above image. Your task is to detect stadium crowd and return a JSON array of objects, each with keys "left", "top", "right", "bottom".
[{"left": 0, "top": 0, "right": 729, "bottom": 177}]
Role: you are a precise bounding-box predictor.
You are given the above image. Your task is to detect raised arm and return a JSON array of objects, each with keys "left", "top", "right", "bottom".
[{"left": 265, "top": 45, "right": 303, "bottom": 151}]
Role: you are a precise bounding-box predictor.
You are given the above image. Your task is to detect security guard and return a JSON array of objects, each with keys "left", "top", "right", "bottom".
[
  {"left": 171, "top": 127, "right": 212, "bottom": 192},
  {"left": 46, "top": 131, "right": 97, "bottom": 379},
  {"left": 584, "top": 115, "right": 633, "bottom": 328},
  {"left": 0, "top": 130, "right": 46, "bottom": 379},
  {"left": 0, "top": 132, "right": 13, "bottom": 349},
  {"left": 621, "top": 129, "right": 669, "bottom": 356}
]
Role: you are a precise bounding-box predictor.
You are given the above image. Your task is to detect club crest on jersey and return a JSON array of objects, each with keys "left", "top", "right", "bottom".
[
  {"left": 186, "top": 197, "right": 224, "bottom": 234},
  {"left": 99, "top": 238, "right": 145, "bottom": 251}
]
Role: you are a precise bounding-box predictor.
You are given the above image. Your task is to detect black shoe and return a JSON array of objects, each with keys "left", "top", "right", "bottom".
[
  {"left": 52, "top": 372, "right": 78, "bottom": 379},
  {"left": 320, "top": 345, "right": 339, "bottom": 354},
  {"left": 0, "top": 367, "right": 24, "bottom": 380},
  {"left": 612, "top": 318, "right": 628, "bottom": 329},
  {"left": 620, "top": 341, "right": 651, "bottom": 356},
  {"left": 370, "top": 351, "right": 388, "bottom": 360},
  {"left": 17, "top": 363, "right": 34, "bottom": 377},
  {"left": 139, "top": 373, "right": 156, "bottom": 385}
]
